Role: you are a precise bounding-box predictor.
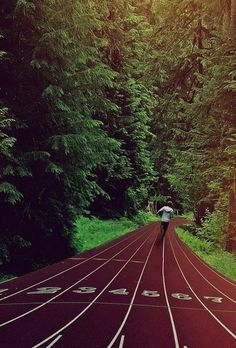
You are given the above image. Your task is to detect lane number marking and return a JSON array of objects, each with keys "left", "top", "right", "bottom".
[
  {"left": 24, "top": 286, "right": 224, "bottom": 305},
  {"left": 142, "top": 290, "right": 160, "bottom": 297},
  {"left": 27, "top": 287, "right": 61, "bottom": 295},
  {"left": 171, "top": 293, "right": 192, "bottom": 301},
  {"left": 204, "top": 296, "right": 223, "bottom": 303},
  {"left": 109, "top": 288, "right": 129, "bottom": 296},
  {"left": 73, "top": 287, "right": 96, "bottom": 294}
]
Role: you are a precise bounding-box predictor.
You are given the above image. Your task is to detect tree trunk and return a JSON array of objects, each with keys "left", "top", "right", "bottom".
[
  {"left": 222, "top": 0, "right": 231, "bottom": 35},
  {"left": 227, "top": 166, "right": 236, "bottom": 251},
  {"left": 231, "top": 0, "right": 236, "bottom": 44}
]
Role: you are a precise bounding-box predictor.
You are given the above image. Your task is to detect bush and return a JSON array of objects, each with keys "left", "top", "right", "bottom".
[
  {"left": 196, "top": 194, "right": 228, "bottom": 249},
  {"left": 132, "top": 211, "right": 157, "bottom": 226},
  {"left": 72, "top": 212, "right": 157, "bottom": 252},
  {"left": 176, "top": 227, "right": 236, "bottom": 281}
]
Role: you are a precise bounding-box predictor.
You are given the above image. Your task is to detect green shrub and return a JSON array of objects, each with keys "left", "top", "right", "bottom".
[
  {"left": 176, "top": 227, "right": 236, "bottom": 281},
  {"left": 196, "top": 193, "right": 228, "bottom": 249},
  {"left": 132, "top": 211, "right": 157, "bottom": 226},
  {"left": 72, "top": 212, "right": 157, "bottom": 252},
  {"left": 72, "top": 216, "right": 138, "bottom": 252}
]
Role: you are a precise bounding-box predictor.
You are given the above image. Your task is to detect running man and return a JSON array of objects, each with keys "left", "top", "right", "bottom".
[{"left": 157, "top": 201, "right": 174, "bottom": 240}]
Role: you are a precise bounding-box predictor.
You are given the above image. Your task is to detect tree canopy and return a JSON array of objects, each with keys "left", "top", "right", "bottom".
[{"left": 0, "top": 0, "right": 235, "bottom": 272}]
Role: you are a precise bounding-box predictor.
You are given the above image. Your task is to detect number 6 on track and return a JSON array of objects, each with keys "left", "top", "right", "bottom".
[{"left": 171, "top": 293, "right": 192, "bottom": 300}]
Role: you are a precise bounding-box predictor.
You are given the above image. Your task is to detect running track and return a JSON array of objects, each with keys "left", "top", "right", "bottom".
[{"left": 0, "top": 219, "right": 235, "bottom": 347}]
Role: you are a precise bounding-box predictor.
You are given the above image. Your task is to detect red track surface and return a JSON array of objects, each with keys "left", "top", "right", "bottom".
[{"left": 0, "top": 219, "right": 235, "bottom": 347}]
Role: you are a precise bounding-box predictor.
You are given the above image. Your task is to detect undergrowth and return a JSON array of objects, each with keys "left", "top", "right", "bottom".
[
  {"left": 176, "top": 227, "right": 236, "bottom": 282},
  {"left": 72, "top": 211, "right": 157, "bottom": 252}
]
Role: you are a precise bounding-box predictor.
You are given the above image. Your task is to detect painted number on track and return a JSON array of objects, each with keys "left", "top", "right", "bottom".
[
  {"left": 22, "top": 287, "right": 224, "bottom": 304},
  {"left": 204, "top": 296, "right": 223, "bottom": 303},
  {"left": 109, "top": 288, "right": 129, "bottom": 295},
  {"left": 27, "top": 287, "right": 61, "bottom": 294},
  {"left": 171, "top": 293, "right": 192, "bottom": 301},
  {"left": 73, "top": 287, "right": 97, "bottom": 294},
  {"left": 142, "top": 290, "right": 160, "bottom": 297}
]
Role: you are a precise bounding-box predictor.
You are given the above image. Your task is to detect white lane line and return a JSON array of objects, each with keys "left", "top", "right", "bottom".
[
  {"left": 176, "top": 233, "right": 236, "bottom": 287},
  {"left": 106, "top": 231, "right": 158, "bottom": 348},
  {"left": 0, "top": 228, "right": 142, "bottom": 302},
  {"left": 1, "top": 301, "right": 236, "bottom": 313},
  {"left": 45, "top": 335, "right": 62, "bottom": 348},
  {"left": 169, "top": 235, "right": 236, "bottom": 340},
  {"left": 162, "top": 237, "right": 180, "bottom": 348},
  {"left": 70, "top": 258, "right": 144, "bottom": 264},
  {"left": 174, "top": 235, "right": 236, "bottom": 304},
  {"left": 119, "top": 335, "right": 125, "bottom": 348},
  {"left": 0, "top": 229, "right": 149, "bottom": 328},
  {"left": 32, "top": 232, "right": 154, "bottom": 348}
]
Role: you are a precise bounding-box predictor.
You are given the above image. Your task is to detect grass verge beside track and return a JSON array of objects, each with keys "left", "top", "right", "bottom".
[
  {"left": 176, "top": 227, "right": 236, "bottom": 282},
  {"left": 72, "top": 211, "right": 157, "bottom": 252},
  {"left": 0, "top": 211, "right": 157, "bottom": 282}
]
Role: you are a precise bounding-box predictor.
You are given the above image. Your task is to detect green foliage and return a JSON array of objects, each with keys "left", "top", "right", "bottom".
[
  {"left": 0, "top": 0, "right": 235, "bottom": 275},
  {"left": 0, "top": 0, "right": 156, "bottom": 273},
  {"left": 132, "top": 210, "right": 157, "bottom": 226},
  {"left": 176, "top": 227, "right": 236, "bottom": 281},
  {"left": 146, "top": 0, "right": 235, "bottom": 233},
  {"left": 89, "top": 1, "right": 156, "bottom": 217},
  {"left": 196, "top": 193, "right": 228, "bottom": 248},
  {"left": 72, "top": 216, "right": 139, "bottom": 252},
  {"left": 72, "top": 211, "right": 156, "bottom": 252}
]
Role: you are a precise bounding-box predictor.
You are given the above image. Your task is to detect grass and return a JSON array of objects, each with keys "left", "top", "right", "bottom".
[
  {"left": 0, "top": 274, "right": 16, "bottom": 283},
  {"left": 179, "top": 212, "right": 194, "bottom": 220},
  {"left": 176, "top": 226, "right": 236, "bottom": 282},
  {"left": 0, "top": 211, "right": 157, "bottom": 282},
  {"left": 72, "top": 211, "right": 157, "bottom": 253}
]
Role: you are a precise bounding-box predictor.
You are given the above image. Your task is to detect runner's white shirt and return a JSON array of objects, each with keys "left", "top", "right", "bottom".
[{"left": 157, "top": 206, "right": 174, "bottom": 222}]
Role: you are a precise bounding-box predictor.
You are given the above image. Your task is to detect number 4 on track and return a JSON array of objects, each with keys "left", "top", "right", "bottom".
[{"left": 109, "top": 288, "right": 129, "bottom": 295}]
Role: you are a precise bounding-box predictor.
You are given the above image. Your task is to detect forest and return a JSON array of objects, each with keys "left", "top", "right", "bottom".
[{"left": 0, "top": 0, "right": 235, "bottom": 275}]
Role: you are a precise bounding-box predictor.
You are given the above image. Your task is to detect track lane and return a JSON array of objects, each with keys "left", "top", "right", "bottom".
[
  {"left": 172, "top": 231, "right": 236, "bottom": 305},
  {"left": 0, "top": 225, "right": 152, "bottom": 327},
  {"left": 31, "top": 227, "right": 154, "bottom": 348},
  {"left": 0, "top": 226, "right": 153, "bottom": 347},
  {"left": 0, "top": 225, "right": 149, "bottom": 303},
  {"left": 0, "top": 220, "right": 235, "bottom": 347},
  {"left": 174, "top": 230, "right": 236, "bottom": 296},
  {"left": 167, "top": 229, "right": 236, "bottom": 348},
  {"left": 169, "top": 230, "right": 236, "bottom": 332},
  {"left": 108, "top": 226, "right": 179, "bottom": 348}
]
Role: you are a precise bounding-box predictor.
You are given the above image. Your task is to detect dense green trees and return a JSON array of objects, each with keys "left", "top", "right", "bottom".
[
  {"left": 0, "top": 0, "right": 156, "bottom": 271},
  {"left": 0, "top": 0, "right": 235, "bottom": 273},
  {"left": 146, "top": 0, "right": 235, "bottom": 247}
]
